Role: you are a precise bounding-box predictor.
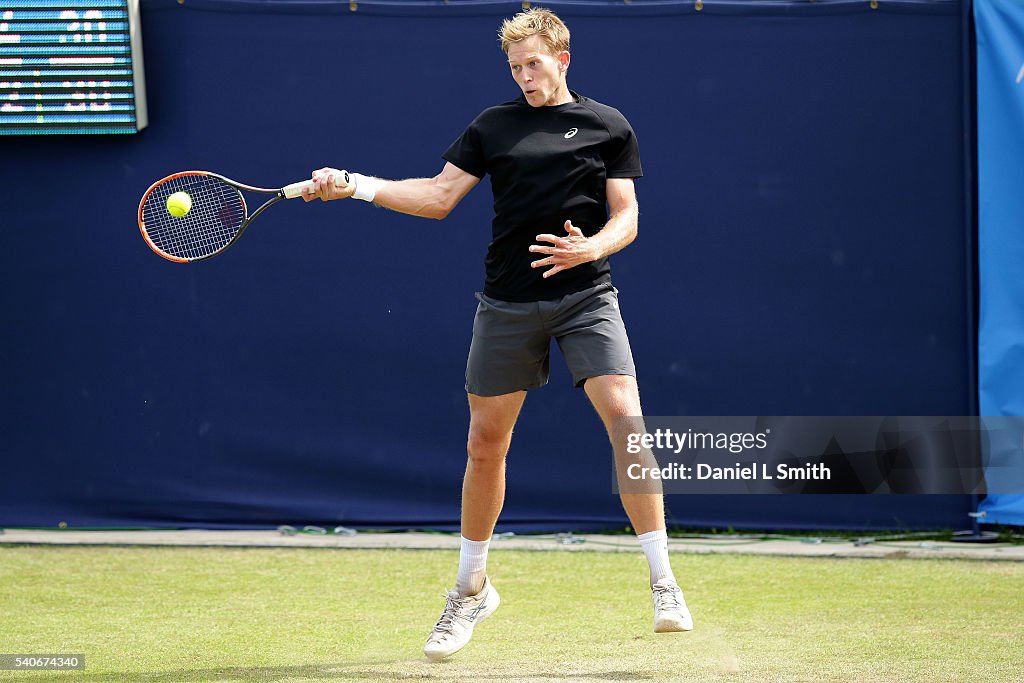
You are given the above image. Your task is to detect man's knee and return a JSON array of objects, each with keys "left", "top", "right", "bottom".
[
  {"left": 585, "top": 374, "right": 642, "bottom": 418},
  {"left": 466, "top": 424, "right": 513, "bottom": 466}
]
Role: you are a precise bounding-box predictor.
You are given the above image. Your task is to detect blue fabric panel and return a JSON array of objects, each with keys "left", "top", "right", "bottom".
[
  {"left": 975, "top": 0, "right": 1024, "bottom": 526},
  {"left": 0, "top": 0, "right": 971, "bottom": 530},
  {"left": 167, "top": 0, "right": 961, "bottom": 16}
]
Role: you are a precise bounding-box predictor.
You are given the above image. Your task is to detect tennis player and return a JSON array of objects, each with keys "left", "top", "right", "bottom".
[{"left": 303, "top": 7, "right": 692, "bottom": 661}]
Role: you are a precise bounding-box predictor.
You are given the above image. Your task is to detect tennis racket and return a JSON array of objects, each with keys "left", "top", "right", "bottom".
[{"left": 137, "top": 170, "right": 351, "bottom": 262}]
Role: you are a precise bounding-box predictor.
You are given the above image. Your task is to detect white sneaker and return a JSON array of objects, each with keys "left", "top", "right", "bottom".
[
  {"left": 423, "top": 576, "right": 500, "bottom": 662},
  {"left": 652, "top": 578, "right": 693, "bottom": 632}
]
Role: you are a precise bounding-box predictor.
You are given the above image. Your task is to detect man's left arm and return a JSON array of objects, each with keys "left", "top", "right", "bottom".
[{"left": 529, "top": 177, "right": 639, "bottom": 278}]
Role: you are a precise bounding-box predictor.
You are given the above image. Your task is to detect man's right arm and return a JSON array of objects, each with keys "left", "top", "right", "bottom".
[{"left": 302, "top": 162, "right": 480, "bottom": 220}]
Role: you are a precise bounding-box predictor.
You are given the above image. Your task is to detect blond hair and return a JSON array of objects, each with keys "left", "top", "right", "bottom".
[{"left": 498, "top": 7, "right": 570, "bottom": 55}]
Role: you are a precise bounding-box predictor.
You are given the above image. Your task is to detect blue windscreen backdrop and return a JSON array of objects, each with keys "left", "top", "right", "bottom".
[
  {"left": 0, "top": 0, "right": 975, "bottom": 530},
  {"left": 976, "top": 0, "right": 1024, "bottom": 526}
]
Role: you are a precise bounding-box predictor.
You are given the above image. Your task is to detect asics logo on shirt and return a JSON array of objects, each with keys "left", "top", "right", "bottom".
[{"left": 564, "top": 128, "right": 578, "bottom": 139}]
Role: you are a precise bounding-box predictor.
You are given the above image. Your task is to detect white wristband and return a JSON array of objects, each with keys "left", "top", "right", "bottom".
[{"left": 351, "top": 173, "right": 379, "bottom": 203}]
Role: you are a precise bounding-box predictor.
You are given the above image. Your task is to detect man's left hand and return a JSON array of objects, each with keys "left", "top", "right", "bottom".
[{"left": 529, "top": 221, "right": 598, "bottom": 278}]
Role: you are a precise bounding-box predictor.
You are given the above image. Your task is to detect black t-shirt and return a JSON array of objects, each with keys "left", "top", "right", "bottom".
[{"left": 443, "top": 92, "right": 642, "bottom": 302}]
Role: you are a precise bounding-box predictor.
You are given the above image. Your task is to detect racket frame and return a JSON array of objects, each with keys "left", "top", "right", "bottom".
[{"left": 138, "top": 170, "right": 346, "bottom": 263}]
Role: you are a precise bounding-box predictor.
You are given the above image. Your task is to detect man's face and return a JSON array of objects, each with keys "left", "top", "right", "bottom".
[{"left": 507, "top": 34, "right": 569, "bottom": 108}]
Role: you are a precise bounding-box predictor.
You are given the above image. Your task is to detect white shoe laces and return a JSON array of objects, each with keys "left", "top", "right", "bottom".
[
  {"left": 432, "top": 591, "right": 467, "bottom": 635},
  {"left": 653, "top": 583, "right": 683, "bottom": 611}
]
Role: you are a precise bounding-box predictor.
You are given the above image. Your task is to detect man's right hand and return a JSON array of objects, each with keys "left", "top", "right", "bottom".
[{"left": 302, "top": 167, "right": 357, "bottom": 202}]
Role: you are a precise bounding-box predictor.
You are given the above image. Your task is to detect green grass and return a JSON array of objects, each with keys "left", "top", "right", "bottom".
[{"left": 1, "top": 546, "right": 1022, "bottom": 682}]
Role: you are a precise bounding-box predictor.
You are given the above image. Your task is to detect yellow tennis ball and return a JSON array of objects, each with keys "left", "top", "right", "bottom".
[{"left": 166, "top": 191, "right": 192, "bottom": 218}]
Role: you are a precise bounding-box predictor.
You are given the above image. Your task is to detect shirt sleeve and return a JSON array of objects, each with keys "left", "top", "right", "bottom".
[
  {"left": 442, "top": 116, "right": 487, "bottom": 179},
  {"left": 602, "top": 109, "right": 643, "bottom": 179}
]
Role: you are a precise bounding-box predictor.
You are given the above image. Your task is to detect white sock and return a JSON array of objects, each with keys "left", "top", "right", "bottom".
[
  {"left": 637, "top": 529, "right": 676, "bottom": 585},
  {"left": 455, "top": 536, "right": 490, "bottom": 596}
]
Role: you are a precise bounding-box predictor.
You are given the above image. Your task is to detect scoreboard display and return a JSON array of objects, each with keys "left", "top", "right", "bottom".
[{"left": 0, "top": 0, "right": 147, "bottom": 135}]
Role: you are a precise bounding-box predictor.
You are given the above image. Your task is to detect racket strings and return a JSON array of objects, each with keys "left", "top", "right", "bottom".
[{"left": 142, "top": 174, "right": 246, "bottom": 260}]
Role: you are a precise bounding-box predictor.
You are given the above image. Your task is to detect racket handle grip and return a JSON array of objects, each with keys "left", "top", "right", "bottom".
[{"left": 283, "top": 170, "right": 352, "bottom": 199}]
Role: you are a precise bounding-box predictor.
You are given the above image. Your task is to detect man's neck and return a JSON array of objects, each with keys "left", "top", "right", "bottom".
[{"left": 546, "top": 83, "right": 574, "bottom": 106}]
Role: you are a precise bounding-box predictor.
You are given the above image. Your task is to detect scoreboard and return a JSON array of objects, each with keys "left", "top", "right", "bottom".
[{"left": 0, "top": 0, "right": 147, "bottom": 135}]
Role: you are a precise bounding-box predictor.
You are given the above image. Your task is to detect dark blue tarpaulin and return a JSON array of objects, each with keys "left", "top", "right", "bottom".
[{"left": 0, "top": 0, "right": 973, "bottom": 530}]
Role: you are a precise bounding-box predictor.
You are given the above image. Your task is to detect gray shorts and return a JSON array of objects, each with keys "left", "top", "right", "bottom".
[{"left": 465, "top": 282, "right": 637, "bottom": 396}]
